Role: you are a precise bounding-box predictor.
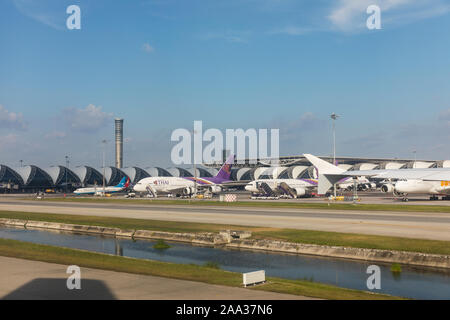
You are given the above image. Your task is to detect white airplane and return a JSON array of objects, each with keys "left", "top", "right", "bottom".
[
  {"left": 336, "top": 176, "right": 375, "bottom": 191},
  {"left": 133, "top": 155, "right": 234, "bottom": 197},
  {"left": 304, "top": 154, "right": 450, "bottom": 201},
  {"left": 74, "top": 177, "right": 130, "bottom": 195},
  {"left": 245, "top": 178, "right": 317, "bottom": 198}
]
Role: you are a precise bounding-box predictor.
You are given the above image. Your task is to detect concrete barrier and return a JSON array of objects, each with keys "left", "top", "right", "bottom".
[
  {"left": 133, "top": 230, "right": 155, "bottom": 240},
  {"left": 26, "top": 221, "right": 69, "bottom": 231},
  {"left": 226, "top": 239, "right": 450, "bottom": 269},
  {"left": 68, "top": 225, "right": 120, "bottom": 236},
  {"left": 115, "top": 229, "right": 135, "bottom": 238},
  {"left": 133, "top": 230, "right": 230, "bottom": 245},
  {"left": 0, "top": 218, "right": 27, "bottom": 228}
]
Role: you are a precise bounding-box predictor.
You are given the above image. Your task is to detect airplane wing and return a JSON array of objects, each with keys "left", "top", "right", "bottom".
[{"left": 340, "top": 168, "right": 450, "bottom": 181}]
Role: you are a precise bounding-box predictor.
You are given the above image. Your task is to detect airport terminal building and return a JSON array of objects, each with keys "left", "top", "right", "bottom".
[{"left": 2, "top": 155, "right": 450, "bottom": 193}]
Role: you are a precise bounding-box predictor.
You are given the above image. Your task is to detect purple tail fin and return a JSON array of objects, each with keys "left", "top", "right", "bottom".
[{"left": 214, "top": 154, "right": 234, "bottom": 181}]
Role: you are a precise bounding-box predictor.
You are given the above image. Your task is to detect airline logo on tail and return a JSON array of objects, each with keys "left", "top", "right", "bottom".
[
  {"left": 214, "top": 154, "right": 235, "bottom": 181},
  {"left": 116, "top": 177, "right": 131, "bottom": 188}
]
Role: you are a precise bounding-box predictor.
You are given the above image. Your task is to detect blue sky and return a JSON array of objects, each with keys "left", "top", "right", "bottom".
[{"left": 1, "top": 0, "right": 450, "bottom": 167}]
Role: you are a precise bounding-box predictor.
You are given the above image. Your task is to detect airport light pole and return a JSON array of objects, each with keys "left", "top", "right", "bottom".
[
  {"left": 413, "top": 149, "right": 417, "bottom": 168},
  {"left": 19, "top": 160, "right": 23, "bottom": 168},
  {"left": 330, "top": 113, "right": 339, "bottom": 199},
  {"left": 102, "top": 140, "right": 107, "bottom": 197},
  {"left": 192, "top": 129, "right": 197, "bottom": 198},
  {"left": 65, "top": 155, "right": 69, "bottom": 194}
]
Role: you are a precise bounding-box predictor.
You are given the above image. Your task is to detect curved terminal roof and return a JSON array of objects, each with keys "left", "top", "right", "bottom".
[
  {"left": 337, "top": 164, "right": 353, "bottom": 171},
  {"left": 103, "top": 167, "right": 128, "bottom": 186},
  {"left": 166, "top": 167, "right": 193, "bottom": 178},
  {"left": 0, "top": 165, "right": 24, "bottom": 185},
  {"left": 15, "top": 165, "right": 53, "bottom": 187},
  {"left": 145, "top": 167, "right": 172, "bottom": 177},
  {"left": 258, "top": 167, "right": 288, "bottom": 180},
  {"left": 206, "top": 168, "right": 219, "bottom": 177},
  {"left": 378, "top": 162, "right": 406, "bottom": 170},
  {"left": 253, "top": 167, "right": 270, "bottom": 180},
  {"left": 45, "top": 166, "right": 81, "bottom": 186},
  {"left": 233, "top": 168, "right": 251, "bottom": 181},
  {"left": 404, "top": 161, "right": 436, "bottom": 169},
  {"left": 121, "top": 167, "right": 150, "bottom": 184},
  {"left": 436, "top": 160, "right": 450, "bottom": 168},
  {"left": 353, "top": 163, "right": 379, "bottom": 171},
  {"left": 187, "top": 167, "right": 213, "bottom": 177},
  {"left": 278, "top": 166, "right": 309, "bottom": 179},
  {"left": 72, "top": 166, "right": 104, "bottom": 186}
]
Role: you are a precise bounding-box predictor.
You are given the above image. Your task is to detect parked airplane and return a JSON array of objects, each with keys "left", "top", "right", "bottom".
[
  {"left": 74, "top": 176, "right": 130, "bottom": 195},
  {"left": 304, "top": 153, "right": 450, "bottom": 201},
  {"left": 133, "top": 154, "right": 235, "bottom": 197},
  {"left": 245, "top": 179, "right": 317, "bottom": 198}
]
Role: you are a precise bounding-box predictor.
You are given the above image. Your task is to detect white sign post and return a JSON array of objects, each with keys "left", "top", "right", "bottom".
[{"left": 243, "top": 270, "right": 265, "bottom": 287}]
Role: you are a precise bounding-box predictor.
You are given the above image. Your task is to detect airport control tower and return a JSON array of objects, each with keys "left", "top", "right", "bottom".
[{"left": 115, "top": 118, "right": 124, "bottom": 168}]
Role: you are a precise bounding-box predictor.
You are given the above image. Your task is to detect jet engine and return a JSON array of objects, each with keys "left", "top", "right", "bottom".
[
  {"left": 183, "top": 187, "right": 195, "bottom": 195},
  {"left": 208, "top": 185, "right": 222, "bottom": 194},
  {"left": 293, "top": 188, "right": 307, "bottom": 198},
  {"left": 381, "top": 184, "right": 394, "bottom": 193}
]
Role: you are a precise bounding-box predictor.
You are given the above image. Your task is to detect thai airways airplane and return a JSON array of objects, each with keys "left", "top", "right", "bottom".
[
  {"left": 74, "top": 177, "right": 130, "bottom": 195},
  {"left": 133, "top": 154, "right": 235, "bottom": 197},
  {"left": 304, "top": 153, "right": 450, "bottom": 201}
]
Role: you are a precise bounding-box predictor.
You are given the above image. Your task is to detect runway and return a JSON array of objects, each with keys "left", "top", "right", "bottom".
[{"left": 1, "top": 199, "right": 450, "bottom": 241}]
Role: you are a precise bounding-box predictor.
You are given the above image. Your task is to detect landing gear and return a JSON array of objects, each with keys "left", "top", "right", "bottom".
[
  {"left": 394, "top": 191, "right": 408, "bottom": 202},
  {"left": 146, "top": 185, "right": 157, "bottom": 198},
  {"left": 430, "top": 195, "right": 439, "bottom": 201}
]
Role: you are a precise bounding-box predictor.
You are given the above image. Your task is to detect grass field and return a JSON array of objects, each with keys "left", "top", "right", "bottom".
[
  {"left": 1, "top": 210, "right": 450, "bottom": 255},
  {"left": 33, "top": 197, "right": 450, "bottom": 213},
  {"left": 0, "top": 238, "right": 401, "bottom": 300}
]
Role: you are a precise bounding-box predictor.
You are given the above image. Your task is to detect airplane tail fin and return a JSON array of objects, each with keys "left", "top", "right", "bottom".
[
  {"left": 116, "top": 176, "right": 130, "bottom": 188},
  {"left": 303, "top": 154, "right": 345, "bottom": 174},
  {"left": 214, "top": 154, "right": 235, "bottom": 181},
  {"left": 303, "top": 154, "right": 347, "bottom": 195}
]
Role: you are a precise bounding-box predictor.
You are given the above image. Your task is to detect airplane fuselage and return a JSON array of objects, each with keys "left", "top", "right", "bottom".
[
  {"left": 73, "top": 186, "right": 125, "bottom": 195},
  {"left": 394, "top": 180, "right": 450, "bottom": 195},
  {"left": 133, "top": 176, "right": 225, "bottom": 195}
]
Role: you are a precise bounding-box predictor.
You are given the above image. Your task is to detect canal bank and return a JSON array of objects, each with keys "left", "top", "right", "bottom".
[{"left": 1, "top": 218, "right": 449, "bottom": 269}]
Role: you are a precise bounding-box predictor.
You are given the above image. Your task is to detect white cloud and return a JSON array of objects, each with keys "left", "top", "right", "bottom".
[
  {"left": 201, "top": 30, "right": 251, "bottom": 43},
  {"left": 63, "top": 104, "right": 113, "bottom": 132},
  {"left": 13, "top": 0, "right": 68, "bottom": 30},
  {"left": 143, "top": 43, "right": 155, "bottom": 53},
  {"left": 0, "top": 105, "right": 27, "bottom": 130}
]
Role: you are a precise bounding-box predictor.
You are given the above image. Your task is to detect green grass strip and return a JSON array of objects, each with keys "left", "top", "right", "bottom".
[
  {"left": 0, "top": 238, "right": 401, "bottom": 300},
  {"left": 33, "top": 197, "right": 450, "bottom": 213}
]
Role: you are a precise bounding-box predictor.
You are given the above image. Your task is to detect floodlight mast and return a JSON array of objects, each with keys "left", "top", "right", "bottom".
[
  {"left": 330, "top": 113, "right": 339, "bottom": 199},
  {"left": 102, "top": 140, "right": 107, "bottom": 197}
]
